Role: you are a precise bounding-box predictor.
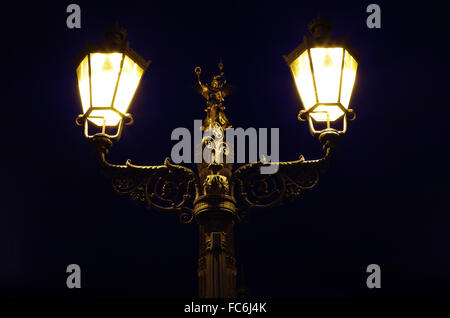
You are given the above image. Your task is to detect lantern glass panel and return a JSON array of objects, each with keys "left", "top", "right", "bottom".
[
  {"left": 113, "top": 55, "right": 144, "bottom": 115},
  {"left": 76, "top": 56, "right": 90, "bottom": 114},
  {"left": 88, "top": 109, "right": 122, "bottom": 127},
  {"left": 90, "top": 53, "right": 123, "bottom": 108},
  {"left": 310, "top": 48, "right": 343, "bottom": 103},
  {"left": 309, "top": 48, "right": 343, "bottom": 122},
  {"left": 290, "top": 50, "right": 316, "bottom": 110},
  {"left": 340, "top": 49, "right": 358, "bottom": 109}
]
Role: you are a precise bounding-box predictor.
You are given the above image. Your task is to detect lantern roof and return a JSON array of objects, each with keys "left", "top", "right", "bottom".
[
  {"left": 283, "top": 15, "right": 361, "bottom": 66},
  {"left": 73, "top": 21, "right": 151, "bottom": 71}
]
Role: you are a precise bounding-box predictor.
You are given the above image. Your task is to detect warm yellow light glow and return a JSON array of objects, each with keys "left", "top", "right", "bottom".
[
  {"left": 311, "top": 48, "right": 342, "bottom": 103},
  {"left": 290, "top": 47, "right": 358, "bottom": 123},
  {"left": 340, "top": 50, "right": 358, "bottom": 109},
  {"left": 87, "top": 109, "right": 123, "bottom": 127},
  {"left": 89, "top": 52, "right": 122, "bottom": 126},
  {"left": 310, "top": 48, "right": 343, "bottom": 122},
  {"left": 113, "top": 56, "right": 144, "bottom": 115},
  {"left": 76, "top": 52, "right": 144, "bottom": 127},
  {"left": 290, "top": 50, "right": 316, "bottom": 110},
  {"left": 76, "top": 56, "right": 90, "bottom": 114}
]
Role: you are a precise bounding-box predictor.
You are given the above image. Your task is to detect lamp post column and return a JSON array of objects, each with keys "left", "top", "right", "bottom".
[
  {"left": 192, "top": 61, "right": 238, "bottom": 298},
  {"left": 195, "top": 164, "right": 237, "bottom": 298}
]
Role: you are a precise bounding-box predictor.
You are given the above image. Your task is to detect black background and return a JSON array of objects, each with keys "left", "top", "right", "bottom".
[{"left": 2, "top": 0, "right": 449, "bottom": 300}]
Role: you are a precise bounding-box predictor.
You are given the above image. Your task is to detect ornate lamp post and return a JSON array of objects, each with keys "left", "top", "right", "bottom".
[{"left": 73, "top": 16, "right": 359, "bottom": 298}]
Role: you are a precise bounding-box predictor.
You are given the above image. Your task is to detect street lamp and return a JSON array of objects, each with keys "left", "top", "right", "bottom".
[
  {"left": 74, "top": 21, "right": 150, "bottom": 140},
  {"left": 284, "top": 14, "right": 358, "bottom": 136},
  {"left": 73, "top": 17, "right": 359, "bottom": 298}
]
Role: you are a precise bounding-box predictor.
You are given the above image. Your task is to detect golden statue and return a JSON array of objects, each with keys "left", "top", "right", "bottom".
[{"left": 195, "top": 60, "right": 233, "bottom": 131}]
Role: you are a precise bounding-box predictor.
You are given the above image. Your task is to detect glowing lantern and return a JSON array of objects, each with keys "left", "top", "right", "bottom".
[
  {"left": 74, "top": 21, "right": 150, "bottom": 140},
  {"left": 284, "top": 15, "right": 359, "bottom": 136}
]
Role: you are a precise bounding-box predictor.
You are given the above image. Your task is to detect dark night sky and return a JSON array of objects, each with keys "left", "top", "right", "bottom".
[{"left": 2, "top": 1, "right": 449, "bottom": 299}]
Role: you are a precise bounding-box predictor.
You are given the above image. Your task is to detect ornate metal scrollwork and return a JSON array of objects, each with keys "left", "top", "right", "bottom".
[
  {"left": 93, "top": 128, "right": 336, "bottom": 224},
  {"left": 95, "top": 136, "right": 199, "bottom": 224},
  {"left": 231, "top": 142, "right": 334, "bottom": 222}
]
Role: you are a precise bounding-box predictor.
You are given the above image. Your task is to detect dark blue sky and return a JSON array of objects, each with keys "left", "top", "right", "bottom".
[{"left": 2, "top": 1, "right": 449, "bottom": 298}]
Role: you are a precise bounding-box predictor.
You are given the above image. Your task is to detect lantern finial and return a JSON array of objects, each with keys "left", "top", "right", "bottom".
[
  {"left": 102, "top": 21, "right": 128, "bottom": 47},
  {"left": 308, "top": 14, "right": 333, "bottom": 39}
]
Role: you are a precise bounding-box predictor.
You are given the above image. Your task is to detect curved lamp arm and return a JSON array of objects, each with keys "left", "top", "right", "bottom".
[
  {"left": 231, "top": 130, "right": 339, "bottom": 222},
  {"left": 90, "top": 134, "right": 200, "bottom": 224}
]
